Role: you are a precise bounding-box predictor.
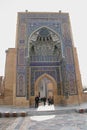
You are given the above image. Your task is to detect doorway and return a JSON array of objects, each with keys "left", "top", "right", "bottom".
[
  {"left": 38, "top": 77, "right": 53, "bottom": 99},
  {"left": 34, "top": 73, "right": 58, "bottom": 105}
]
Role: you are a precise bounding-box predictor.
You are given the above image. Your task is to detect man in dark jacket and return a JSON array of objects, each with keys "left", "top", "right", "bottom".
[
  {"left": 35, "top": 95, "right": 39, "bottom": 108},
  {"left": 43, "top": 97, "right": 46, "bottom": 106}
]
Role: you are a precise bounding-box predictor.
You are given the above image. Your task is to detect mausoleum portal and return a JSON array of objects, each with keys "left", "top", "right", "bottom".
[
  {"left": 15, "top": 12, "right": 83, "bottom": 106},
  {"left": 0, "top": 11, "right": 83, "bottom": 106}
]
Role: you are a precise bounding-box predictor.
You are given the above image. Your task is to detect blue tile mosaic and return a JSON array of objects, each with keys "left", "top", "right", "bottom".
[{"left": 16, "top": 12, "right": 78, "bottom": 97}]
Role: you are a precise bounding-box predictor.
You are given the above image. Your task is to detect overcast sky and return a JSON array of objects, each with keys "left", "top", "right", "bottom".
[{"left": 0, "top": 0, "right": 87, "bottom": 87}]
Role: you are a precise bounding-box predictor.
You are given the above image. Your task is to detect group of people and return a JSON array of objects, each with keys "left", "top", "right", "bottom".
[{"left": 35, "top": 95, "right": 54, "bottom": 108}]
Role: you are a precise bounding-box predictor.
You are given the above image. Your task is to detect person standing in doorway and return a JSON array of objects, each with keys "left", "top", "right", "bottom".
[
  {"left": 35, "top": 95, "right": 39, "bottom": 108},
  {"left": 43, "top": 97, "right": 46, "bottom": 106},
  {"left": 48, "top": 96, "right": 51, "bottom": 105}
]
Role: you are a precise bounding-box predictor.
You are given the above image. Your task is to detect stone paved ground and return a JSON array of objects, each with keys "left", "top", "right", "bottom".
[
  {"left": 0, "top": 103, "right": 87, "bottom": 130},
  {"left": 0, "top": 113, "right": 87, "bottom": 130},
  {"left": 0, "top": 118, "right": 16, "bottom": 130}
]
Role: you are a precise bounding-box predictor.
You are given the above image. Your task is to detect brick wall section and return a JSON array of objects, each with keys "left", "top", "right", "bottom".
[
  {"left": 0, "top": 76, "right": 3, "bottom": 95},
  {"left": 82, "top": 92, "right": 87, "bottom": 102},
  {"left": 0, "top": 76, "right": 4, "bottom": 104},
  {"left": 73, "top": 47, "right": 83, "bottom": 103},
  {"left": 4, "top": 48, "right": 16, "bottom": 105}
]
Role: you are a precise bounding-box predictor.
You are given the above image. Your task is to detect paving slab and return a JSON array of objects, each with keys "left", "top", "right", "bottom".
[{"left": 0, "top": 103, "right": 87, "bottom": 130}]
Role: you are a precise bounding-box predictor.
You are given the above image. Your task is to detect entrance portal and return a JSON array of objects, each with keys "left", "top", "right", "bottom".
[
  {"left": 34, "top": 73, "right": 58, "bottom": 105},
  {"left": 28, "top": 73, "right": 62, "bottom": 106}
]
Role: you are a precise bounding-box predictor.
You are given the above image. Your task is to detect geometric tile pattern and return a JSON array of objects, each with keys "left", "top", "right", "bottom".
[{"left": 16, "top": 12, "right": 78, "bottom": 97}]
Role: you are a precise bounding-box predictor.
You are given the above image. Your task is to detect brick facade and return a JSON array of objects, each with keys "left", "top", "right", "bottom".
[{"left": 0, "top": 11, "right": 85, "bottom": 106}]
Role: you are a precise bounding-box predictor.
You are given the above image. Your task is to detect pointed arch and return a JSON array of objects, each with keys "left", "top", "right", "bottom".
[
  {"left": 27, "top": 26, "right": 62, "bottom": 57},
  {"left": 34, "top": 73, "right": 57, "bottom": 96},
  {"left": 27, "top": 26, "right": 63, "bottom": 61},
  {"left": 28, "top": 26, "right": 60, "bottom": 41}
]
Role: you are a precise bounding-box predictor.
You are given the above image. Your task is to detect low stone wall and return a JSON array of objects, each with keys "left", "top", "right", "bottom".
[
  {"left": 64, "top": 95, "right": 82, "bottom": 105},
  {"left": 82, "top": 92, "right": 87, "bottom": 102},
  {"left": 14, "top": 97, "right": 29, "bottom": 107},
  {"left": 0, "top": 111, "right": 27, "bottom": 118},
  {"left": 75, "top": 108, "right": 87, "bottom": 113}
]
